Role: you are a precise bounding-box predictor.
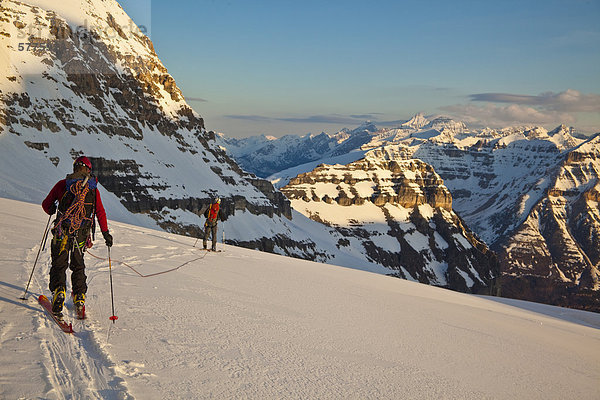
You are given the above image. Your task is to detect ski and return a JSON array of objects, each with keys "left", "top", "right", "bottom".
[{"left": 38, "top": 295, "right": 74, "bottom": 333}]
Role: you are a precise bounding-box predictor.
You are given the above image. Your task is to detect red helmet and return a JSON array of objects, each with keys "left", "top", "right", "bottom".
[{"left": 73, "top": 156, "right": 92, "bottom": 171}]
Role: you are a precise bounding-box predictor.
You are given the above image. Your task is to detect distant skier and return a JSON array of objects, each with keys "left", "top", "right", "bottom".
[
  {"left": 42, "top": 156, "right": 113, "bottom": 317},
  {"left": 203, "top": 197, "right": 222, "bottom": 251}
]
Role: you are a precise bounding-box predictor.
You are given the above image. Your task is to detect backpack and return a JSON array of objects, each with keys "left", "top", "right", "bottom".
[
  {"left": 206, "top": 203, "right": 219, "bottom": 224},
  {"left": 55, "top": 173, "right": 97, "bottom": 240}
]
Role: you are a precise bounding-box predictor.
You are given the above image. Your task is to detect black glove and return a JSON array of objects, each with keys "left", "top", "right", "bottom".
[
  {"left": 48, "top": 202, "right": 57, "bottom": 215},
  {"left": 102, "top": 231, "right": 113, "bottom": 247}
]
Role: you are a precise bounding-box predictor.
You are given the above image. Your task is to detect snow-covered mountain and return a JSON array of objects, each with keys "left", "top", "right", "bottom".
[
  {"left": 232, "top": 116, "right": 587, "bottom": 186},
  {"left": 387, "top": 126, "right": 600, "bottom": 310},
  {"left": 221, "top": 115, "right": 600, "bottom": 311},
  {"left": 3, "top": 198, "right": 600, "bottom": 399},
  {"left": 0, "top": 0, "right": 500, "bottom": 294},
  {"left": 217, "top": 121, "right": 379, "bottom": 178},
  {"left": 281, "top": 154, "right": 498, "bottom": 292},
  {"left": 218, "top": 113, "right": 474, "bottom": 180}
]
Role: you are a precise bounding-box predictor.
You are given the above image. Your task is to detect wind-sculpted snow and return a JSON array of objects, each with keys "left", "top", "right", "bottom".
[{"left": 2, "top": 198, "right": 599, "bottom": 399}]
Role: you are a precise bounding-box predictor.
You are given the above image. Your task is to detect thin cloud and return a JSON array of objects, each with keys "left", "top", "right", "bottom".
[
  {"left": 277, "top": 115, "right": 369, "bottom": 124},
  {"left": 470, "top": 93, "right": 542, "bottom": 104},
  {"left": 448, "top": 89, "right": 600, "bottom": 130},
  {"left": 186, "top": 97, "right": 208, "bottom": 102},
  {"left": 378, "top": 119, "right": 415, "bottom": 126},
  {"left": 224, "top": 113, "right": 433, "bottom": 128},
  {"left": 469, "top": 90, "right": 600, "bottom": 113},
  {"left": 224, "top": 115, "right": 273, "bottom": 122},
  {"left": 350, "top": 113, "right": 384, "bottom": 119},
  {"left": 225, "top": 114, "right": 377, "bottom": 125},
  {"left": 441, "top": 103, "right": 575, "bottom": 128}
]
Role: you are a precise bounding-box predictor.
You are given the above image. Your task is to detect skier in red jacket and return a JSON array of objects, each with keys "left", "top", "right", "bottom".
[
  {"left": 42, "top": 156, "right": 113, "bottom": 316},
  {"left": 203, "top": 197, "right": 222, "bottom": 251}
]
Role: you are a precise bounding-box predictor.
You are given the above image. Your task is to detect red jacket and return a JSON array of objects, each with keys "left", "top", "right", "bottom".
[{"left": 42, "top": 179, "right": 109, "bottom": 232}]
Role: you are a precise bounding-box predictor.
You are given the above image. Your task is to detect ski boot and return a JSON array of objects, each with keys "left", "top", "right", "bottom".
[
  {"left": 51, "top": 287, "right": 66, "bottom": 315},
  {"left": 73, "top": 293, "right": 86, "bottom": 319}
]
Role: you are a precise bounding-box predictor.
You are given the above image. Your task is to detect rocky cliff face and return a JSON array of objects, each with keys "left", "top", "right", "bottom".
[
  {"left": 284, "top": 158, "right": 453, "bottom": 211},
  {"left": 398, "top": 133, "right": 600, "bottom": 311},
  {"left": 281, "top": 154, "right": 499, "bottom": 293},
  {"left": 496, "top": 135, "right": 600, "bottom": 311}
]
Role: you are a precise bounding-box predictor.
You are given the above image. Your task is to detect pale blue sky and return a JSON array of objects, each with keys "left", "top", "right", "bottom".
[{"left": 120, "top": 0, "right": 600, "bottom": 137}]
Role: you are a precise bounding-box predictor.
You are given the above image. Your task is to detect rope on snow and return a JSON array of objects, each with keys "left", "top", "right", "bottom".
[{"left": 87, "top": 248, "right": 209, "bottom": 278}]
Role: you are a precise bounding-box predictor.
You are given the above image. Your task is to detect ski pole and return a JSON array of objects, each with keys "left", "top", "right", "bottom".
[
  {"left": 20, "top": 213, "right": 53, "bottom": 300},
  {"left": 108, "top": 247, "right": 118, "bottom": 323},
  {"left": 41, "top": 221, "right": 51, "bottom": 252}
]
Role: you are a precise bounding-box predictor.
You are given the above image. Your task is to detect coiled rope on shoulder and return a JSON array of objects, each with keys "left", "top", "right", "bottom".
[{"left": 56, "top": 177, "right": 92, "bottom": 237}]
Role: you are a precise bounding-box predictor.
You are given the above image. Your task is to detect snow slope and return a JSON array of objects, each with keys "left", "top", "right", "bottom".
[{"left": 1, "top": 197, "right": 599, "bottom": 399}]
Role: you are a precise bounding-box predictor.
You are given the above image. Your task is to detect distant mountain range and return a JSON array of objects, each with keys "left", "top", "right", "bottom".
[
  {"left": 220, "top": 115, "right": 600, "bottom": 311},
  {"left": 217, "top": 120, "right": 379, "bottom": 178}
]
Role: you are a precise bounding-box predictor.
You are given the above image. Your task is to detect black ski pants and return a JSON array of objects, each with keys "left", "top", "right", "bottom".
[{"left": 49, "top": 233, "right": 88, "bottom": 295}]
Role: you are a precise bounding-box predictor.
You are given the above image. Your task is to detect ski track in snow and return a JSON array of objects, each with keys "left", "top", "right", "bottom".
[
  {"left": 0, "top": 208, "right": 129, "bottom": 399},
  {"left": 30, "top": 246, "right": 132, "bottom": 399}
]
